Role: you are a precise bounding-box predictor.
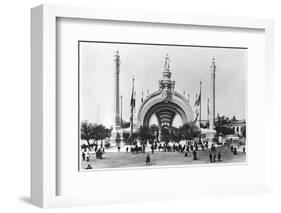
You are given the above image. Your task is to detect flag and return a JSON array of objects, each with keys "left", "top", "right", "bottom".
[
  {"left": 129, "top": 78, "right": 135, "bottom": 142},
  {"left": 130, "top": 92, "right": 135, "bottom": 108},
  {"left": 193, "top": 112, "right": 199, "bottom": 123},
  {"left": 130, "top": 79, "right": 135, "bottom": 109},
  {"left": 130, "top": 91, "right": 135, "bottom": 127},
  {"left": 194, "top": 92, "right": 201, "bottom": 106},
  {"left": 207, "top": 98, "right": 210, "bottom": 117},
  {"left": 193, "top": 95, "right": 199, "bottom": 123}
]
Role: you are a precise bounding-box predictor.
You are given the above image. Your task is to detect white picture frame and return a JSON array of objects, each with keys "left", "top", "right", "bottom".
[{"left": 31, "top": 4, "right": 274, "bottom": 208}]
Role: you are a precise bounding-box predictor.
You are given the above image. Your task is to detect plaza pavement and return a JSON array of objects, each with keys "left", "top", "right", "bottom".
[{"left": 80, "top": 143, "right": 246, "bottom": 170}]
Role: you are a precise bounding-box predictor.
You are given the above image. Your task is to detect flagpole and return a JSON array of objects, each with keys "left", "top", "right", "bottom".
[
  {"left": 130, "top": 76, "right": 135, "bottom": 144},
  {"left": 199, "top": 80, "right": 202, "bottom": 143},
  {"left": 199, "top": 80, "right": 202, "bottom": 127},
  {"left": 207, "top": 98, "right": 210, "bottom": 126},
  {"left": 120, "top": 95, "right": 123, "bottom": 128}
]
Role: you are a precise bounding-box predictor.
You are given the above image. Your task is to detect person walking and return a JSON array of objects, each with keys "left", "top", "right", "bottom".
[
  {"left": 151, "top": 145, "right": 154, "bottom": 154},
  {"left": 233, "top": 147, "right": 237, "bottom": 155},
  {"left": 82, "top": 151, "right": 85, "bottom": 161},
  {"left": 86, "top": 152, "right": 90, "bottom": 162},
  {"left": 136, "top": 144, "right": 139, "bottom": 154},
  {"left": 85, "top": 164, "right": 93, "bottom": 170},
  {"left": 213, "top": 153, "right": 216, "bottom": 162},
  {"left": 209, "top": 152, "right": 213, "bottom": 163},
  {"left": 218, "top": 152, "right": 221, "bottom": 162},
  {"left": 211, "top": 144, "right": 216, "bottom": 152},
  {"left": 146, "top": 154, "right": 150, "bottom": 165},
  {"left": 193, "top": 150, "right": 197, "bottom": 160}
]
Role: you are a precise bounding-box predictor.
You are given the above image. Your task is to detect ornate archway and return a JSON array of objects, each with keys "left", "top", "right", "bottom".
[{"left": 137, "top": 55, "right": 194, "bottom": 129}]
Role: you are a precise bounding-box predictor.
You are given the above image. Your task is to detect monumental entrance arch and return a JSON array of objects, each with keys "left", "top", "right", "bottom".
[{"left": 137, "top": 55, "right": 194, "bottom": 129}]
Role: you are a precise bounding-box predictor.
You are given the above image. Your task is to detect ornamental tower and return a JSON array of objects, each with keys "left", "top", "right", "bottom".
[
  {"left": 209, "top": 58, "right": 216, "bottom": 129},
  {"left": 113, "top": 50, "right": 121, "bottom": 128},
  {"left": 110, "top": 50, "right": 123, "bottom": 146},
  {"left": 159, "top": 54, "right": 175, "bottom": 103}
]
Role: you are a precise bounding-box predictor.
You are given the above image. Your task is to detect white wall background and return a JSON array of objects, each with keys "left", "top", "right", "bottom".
[{"left": 0, "top": 0, "right": 280, "bottom": 212}]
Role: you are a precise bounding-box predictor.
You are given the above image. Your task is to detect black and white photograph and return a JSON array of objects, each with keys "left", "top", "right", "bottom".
[{"left": 79, "top": 41, "right": 247, "bottom": 171}]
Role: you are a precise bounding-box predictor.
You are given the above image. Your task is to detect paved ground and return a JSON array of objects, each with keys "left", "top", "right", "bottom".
[{"left": 80, "top": 144, "right": 246, "bottom": 170}]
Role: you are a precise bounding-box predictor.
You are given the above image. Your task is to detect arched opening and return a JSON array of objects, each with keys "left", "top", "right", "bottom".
[
  {"left": 149, "top": 114, "right": 158, "bottom": 126},
  {"left": 142, "top": 102, "right": 188, "bottom": 128},
  {"left": 172, "top": 113, "right": 182, "bottom": 128}
]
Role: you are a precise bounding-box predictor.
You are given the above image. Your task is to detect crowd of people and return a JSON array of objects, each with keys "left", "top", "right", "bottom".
[
  {"left": 81, "top": 138, "right": 245, "bottom": 169},
  {"left": 129, "top": 139, "right": 210, "bottom": 154},
  {"left": 208, "top": 144, "right": 221, "bottom": 163},
  {"left": 134, "top": 140, "right": 220, "bottom": 165},
  {"left": 81, "top": 143, "right": 105, "bottom": 163}
]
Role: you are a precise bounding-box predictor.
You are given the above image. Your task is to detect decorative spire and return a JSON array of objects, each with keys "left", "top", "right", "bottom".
[
  {"left": 211, "top": 57, "right": 216, "bottom": 69},
  {"left": 159, "top": 54, "right": 175, "bottom": 95},
  {"left": 164, "top": 54, "right": 171, "bottom": 71},
  {"left": 114, "top": 50, "right": 121, "bottom": 71},
  {"left": 132, "top": 75, "right": 135, "bottom": 98},
  {"left": 209, "top": 57, "right": 216, "bottom": 130},
  {"left": 162, "top": 54, "right": 171, "bottom": 80}
]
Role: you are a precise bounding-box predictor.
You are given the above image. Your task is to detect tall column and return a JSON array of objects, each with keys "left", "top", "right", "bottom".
[
  {"left": 114, "top": 50, "right": 121, "bottom": 128},
  {"left": 110, "top": 50, "right": 122, "bottom": 146},
  {"left": 209, "top": 58, "right": 216, "bottom": 130}
]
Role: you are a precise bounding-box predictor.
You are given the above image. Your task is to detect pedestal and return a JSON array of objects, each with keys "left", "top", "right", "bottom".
[
  {"left": 202, "top": 128, "right": 216, "bottom": 148},
  {"left": 110, "top": 126, "right": 124, "bottom": 147}
]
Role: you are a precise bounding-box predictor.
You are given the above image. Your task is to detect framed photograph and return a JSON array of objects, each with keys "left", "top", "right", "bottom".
[{"left": 31, "top": 4, "right": 274, "bottom": 208}]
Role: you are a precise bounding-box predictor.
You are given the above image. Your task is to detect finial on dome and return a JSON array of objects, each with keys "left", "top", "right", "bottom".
[
  {"left": 114, "top": 49, "right": 121, "bottom": 68},
  {"left": 212, "top": 57, "right": 216, "bottom": 65},
  {"left": 210, "top": 57, "right": 216, "bottom": 70},
  {"left": 162, "top": 54, "right": 172, "bottom": 80},
  {"left": 164, "top": 54, "right": 171, "bottom": 71},
  {"left": 115, "top": 49, "right": 120, "bottom": 58}
]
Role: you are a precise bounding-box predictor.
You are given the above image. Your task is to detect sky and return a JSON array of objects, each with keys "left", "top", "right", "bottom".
[{"left": 80, "top": 42, "right": 246, "bottom": 128}]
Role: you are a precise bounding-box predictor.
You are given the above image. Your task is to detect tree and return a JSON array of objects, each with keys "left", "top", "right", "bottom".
[
  {"left": 121, "top": 119, "right": 130, "bottom": 128},
  {"left": 231, "top": 116, "right": 237, "bottom": 121},
  {"left": 170, "top": 127, "right": 181, "bottom": 142},
  {"left": 242, "top": 126, "right": 246, "bottom": 138},
  {"left": 138, "top": 126, "right": 150, "bottom": 143},
  {"left": 93, "top": 124, "right": 110, "bottom": 146},
  {"left": 160, "top": 127, "right": 170, "bottom": 142},
  {"left": 81, "top": 120, "right": 94, "bottom": 150},
  {"left": 149, "top": 125, "right": 159, "bottom": 140},
  {"left": 179, "top": 122, "right": 201, "bottom": 141},
  {"left": 215, "top": 115, "right": 235, "bottom": 136},
  {"left": 216, "top": 126, "right": 234, "bottom": 135}
]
